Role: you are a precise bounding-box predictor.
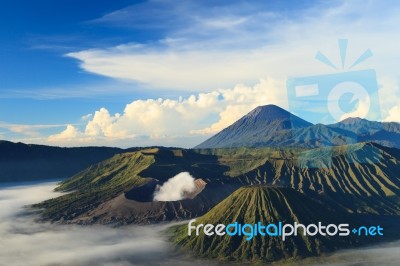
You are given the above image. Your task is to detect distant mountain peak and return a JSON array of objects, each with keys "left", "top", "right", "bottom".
[
  {"left": 246, "top": 104, "right": 293, "bottom": 120},
  {"left": 195, "top": 105, "right": 312, "bottom": 149},
  {"left": 195, "top": 105, "right": 400, "bottom": 149},
  {"left": 245, "top": 104, "right": 312, "bottom": 124}
]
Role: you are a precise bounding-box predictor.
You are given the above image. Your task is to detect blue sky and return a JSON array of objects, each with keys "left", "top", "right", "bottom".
[
  {"left": 0, "top": 0, "right": 399, "bottom": 147},
  {"left": 1, "top": 1, "right": 152, "bottom": 116}
]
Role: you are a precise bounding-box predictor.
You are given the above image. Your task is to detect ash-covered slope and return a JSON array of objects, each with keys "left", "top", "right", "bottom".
[
  {"left": 171, "top": 186, "right": 364, "bottom": 263},
  {"left": 72, "top": 181, "right": 238, "bottom": 225}
]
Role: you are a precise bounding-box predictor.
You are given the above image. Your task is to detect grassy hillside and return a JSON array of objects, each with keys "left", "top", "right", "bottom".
[
  {"left": 231, "top": 143, "right": 400, "bottom": 215},
  {"left": 171, "top": 186, "right": 366, "bottom": 263},
  {"left": 35, "top": 143, "right": 400, "bottom": 224},
  {"left": 35, "top": 150, "right": 154, "bottom": 221},
  {"left": 34, "top": 147, "right": 231, "bottom": 222}
]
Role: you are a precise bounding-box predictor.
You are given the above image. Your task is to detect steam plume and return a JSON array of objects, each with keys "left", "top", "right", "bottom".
[{"left": 153, "top": 172, "right": 196, "bottom": 201}]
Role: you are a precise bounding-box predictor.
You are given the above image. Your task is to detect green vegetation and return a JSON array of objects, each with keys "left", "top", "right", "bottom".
[
  {"left": 34, "top": 147, "right": 230, "bottom": 222},
  {"left": 34, "top": 151, "right": 154, "bottom": 221},
  {"left": 31, "top": 142, "right": 400, "bottom": 262},
  {"left": 231, "top": 143, "right": 400, "bottom": 215},
  {"left": 35, "top": 142, "right": 400, "bottom": 223},
  {"left": 171, "top": 186, "right": 362, "bottom": 263},
  {"left": 25, "top": 105, "right": 400, "bottom": 263},
  {"left": 196, "top": 147, "right": 301, "bottom": 176}
]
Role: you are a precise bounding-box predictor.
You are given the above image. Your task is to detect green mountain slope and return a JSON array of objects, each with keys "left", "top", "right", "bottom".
[
  {"left": 35, "top": 147, "right": 233, "bottom": 223},
  {"left": 35, "top": 151, "right": 153, "bottom": 222},
  {"left": 35, "top": 143, "right": 400, "bottom": 224},
  {"left": 171, "top": 186, "right": 365, "bottom": 263},
  {"left": 231, "top": 143, "right": 400, "bottom": 215}
]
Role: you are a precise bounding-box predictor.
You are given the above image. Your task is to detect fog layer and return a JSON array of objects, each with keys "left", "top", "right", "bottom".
[
  {"left": 1, "top": 181, "right": 399, "bottom": 266},
  {"left": 0, "top": 181, "right": 215, "bottom": 266}
]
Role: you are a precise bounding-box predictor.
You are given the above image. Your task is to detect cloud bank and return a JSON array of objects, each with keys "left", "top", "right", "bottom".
[
  {"left": 44, "top": 76, "right": 399, "bottom": 148},
  {"left": 153, "top": 172, "right": 196, "bottom": 201},
  {"left": 46, "top": 78, "right": 286, "bottom": 147}
]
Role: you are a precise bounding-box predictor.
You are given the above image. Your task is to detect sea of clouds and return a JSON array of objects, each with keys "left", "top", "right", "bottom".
[
  {"left": 0, "top": 180, "right": 399, "bottom": 266},
  {"left": 0, "top": 181, "right": 217, "bottom": 266}
]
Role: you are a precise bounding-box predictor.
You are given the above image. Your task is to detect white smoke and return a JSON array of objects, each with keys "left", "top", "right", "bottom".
[{"left": 153, "top": 172, "right": 196, "bottom": 201}]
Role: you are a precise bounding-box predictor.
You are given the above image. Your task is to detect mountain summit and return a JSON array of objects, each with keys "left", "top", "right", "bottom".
[
  {"left": 195, "top": 105, "right": 400, "bottom": 149},
  {"left": 242, "top": 104, "right": 311, "bottom": 126},
  {"left": 195, "top": 105, "right": 312, "bottom": 148}
]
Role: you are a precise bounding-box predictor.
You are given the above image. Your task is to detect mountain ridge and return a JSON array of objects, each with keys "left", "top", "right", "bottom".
[
  {"left": 195, "top": 104, "right": 400, "bottom": 149},
  {"left": 0, "top": 140, "right": 124, "bottom": 182},
  {"left": 35, "top": 142, "right": 400, "bottom": 224}
]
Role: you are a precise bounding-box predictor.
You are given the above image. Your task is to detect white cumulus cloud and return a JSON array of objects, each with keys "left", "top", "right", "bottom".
[
  {"left": 14, "top": 0, "right": 400, "bottom": 147},
  {"left": 46, "top": 78, "right": 286, "bottom": 147},
  {"left": 384, "top": 106, "right": 400, "bottom": 122}
]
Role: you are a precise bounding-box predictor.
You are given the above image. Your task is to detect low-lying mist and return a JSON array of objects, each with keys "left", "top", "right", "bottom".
[
  {"left": 0, "top": 181, "right": 216, "bottom": 266},
  {"left": 1, "top": 181, "right": 399, "bottom": 265},
  {"left": 298, "top": 241, "right": 400, "bottom": 266}
]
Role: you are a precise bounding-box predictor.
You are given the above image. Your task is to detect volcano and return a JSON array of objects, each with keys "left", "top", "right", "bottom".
[
  {"left": 171, "top": 186, "right": 366, "bottom": 263},
  {"left": 195, "top": 104, "right": 400, "bottom": 149},
  {"left": 195, "top": 105, "right": 313, "bottom": 148}
]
